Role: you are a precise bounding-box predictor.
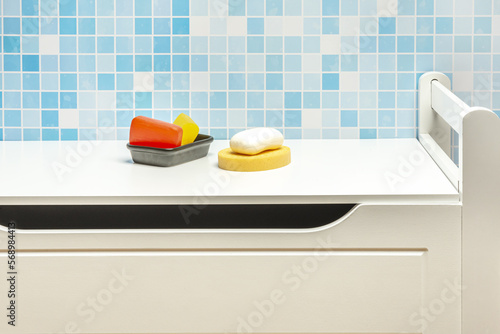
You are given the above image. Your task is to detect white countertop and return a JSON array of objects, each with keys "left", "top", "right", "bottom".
[{"left": 0, "top": 139, "right": 459, "bottom": 205}]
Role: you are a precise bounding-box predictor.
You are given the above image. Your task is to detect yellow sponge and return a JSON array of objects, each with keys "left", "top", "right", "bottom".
[
  {"left": 173, "top": 113, "right": 199, "bottom": 145},
  {"left": 218, "top": 146, "right": 291, "bottom": 172}
]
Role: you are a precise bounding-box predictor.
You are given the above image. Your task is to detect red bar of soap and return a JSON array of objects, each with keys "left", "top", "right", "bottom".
[{"left": 129, "top": 116, "right": 183, "bottom": 149}]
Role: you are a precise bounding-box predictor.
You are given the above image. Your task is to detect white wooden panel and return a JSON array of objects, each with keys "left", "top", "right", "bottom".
[{"left": 1, "top": 251, "right": 423, "bottom": 334}]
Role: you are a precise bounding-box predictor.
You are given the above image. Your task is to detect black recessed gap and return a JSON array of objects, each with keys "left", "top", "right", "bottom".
[{"left": 0, "top": 204, "right": 356, "bottom": 230}]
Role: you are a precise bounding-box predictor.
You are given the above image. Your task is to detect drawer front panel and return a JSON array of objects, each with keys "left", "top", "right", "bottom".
[{"left": 2, "top": 251, "right": 423, "bottom": 334}]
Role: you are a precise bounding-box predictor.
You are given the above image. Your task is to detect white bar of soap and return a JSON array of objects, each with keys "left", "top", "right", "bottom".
[{"left": 230, "top": 128, "right": 284, "bottom": 155}]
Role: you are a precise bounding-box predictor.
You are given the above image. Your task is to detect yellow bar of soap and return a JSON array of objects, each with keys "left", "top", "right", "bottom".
[
  {"left": 173, "top": 113, "right": 200, "bottom": 145},
  {"left": 218, "top": 146, "right": 291, "bottom": 172}
]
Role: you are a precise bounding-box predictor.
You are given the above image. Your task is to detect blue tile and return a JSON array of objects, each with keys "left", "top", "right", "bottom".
[
  {"left": 172, "top": 0, "right": 189, "bottom": 15},
  {"left": 78, "top": 37, "right": 95, "bottom": 53},
  {"left": 248, "top": 18, "right": 264, "bottom": 34},
  {"left": 266, "top": 110, "right": 283, "bottom": 127},
  {"left": 397, "top": 73, "right": 415, "bottom": 90},
  {"left": 455, "top": 36, "right": 472, "bottom": 52},
  {"left": 42, "top": 110, "right": 58, "bottom": 127},
  {"left": 285, "top": 55, "right": 302, "bottom": 71},
  {"left": 79, "top": 55, "right": 96, "bottom": 71},
  {"left": 417, "top": 17, "right": 433, "bottom": 34},
  {"left": 229, "top": 73, "right": 246, "bottom": 90},
  {"left": 229, "top": 0, "right": 246, "bottom": 15},
  {"left": 379, "top": 110, "right": 395, "bottom": 127},
  {"left": 304, "top": 18, "right": 321, "bottom": 34},
  {"left": 23, "top": 73, "right": 40, "bottom": 90},
  {"left": 98, "top": 74, "right": 115, "bottom": 90},
  {"left": 154, "top": 18, "right": 171, "bottom": 34},
  {"left": 475, "top": 17, "right": 492, "bottom": 34},
  {"left": 154, "top": 55, "right": 171, "bottom": 72},
  {"left": 266, "top": 55, "right": 283, "bottom": 72},
  {"left": 22, "top": 55, "right": 39, "bottom": 71},
  {"left": 61, "top": 129, "right": 78, "bottom": 140},
  {"left": 135, "top": 92, "right": 152, "bottom": 108},
  {"left": 378, "top": 92, "right": 395, "bottom": 108},
  {"left": 247, "top": 0, "right": 265, "bottom": 15},
  {"left": 379, "top": 17, "right": 396, "bottom": 34},
  {"left": 285, "top": 92, "right": 301, "bottom": 108},
  {"left": 135, "top": 18, "right": 152, "bottom": 35},
  {"left": 322, "top": 73, "right": 339, "bottom": 90},
  {"left": 5, "top": 110, "right": 22, "bottom": 126},
  {"left": 323, "top": 0, "right": 339, "bottom": 15},
  {"left": 341, "top": 110, "right": 357, "bottom": 127},
  {"left": 23, "top": 129, "right": 41, "bottom": 141},
  {"left": 135, "top": 36, "right": 152, "bottom": 53},
  {"left": 98, "top": 0, "right": 115, "bottom": 15},
  {"left": 23, "top": 0, "right": 39, "bottom": 15},
  {"left": 4, "top": 129, "right": 22, "bottom": 141},
  {"left": 360, "top": 129, "right": 377, "bottom": 139},
  {"left": 322, "top": 55, "right": 339, "bottom": 71},
  {"left": 78, "top": 18, "right": 95, "bottom": 35},
  {"left": 210, "top": 55, "right": 227, "bottom": 71},
  {"left": 436, "top": 17, "right": 453, "bottom": 34},
  {"left": 42, "top": 92, "right": 58, "bottom": 108},
  {"left": 416, "top": 36, "right": 433, "bottom": 52},
  {"left": 303, "top": 36, "right": 320, "bottom": 53},
  {"left": 4, "top": 0, "right": 20, "bottom": 15},
  {"left": 60, "top": 55, "right": 77, "bottom": 72},
  {"left": 474, "top": 36, "right": 491, "bottom": 53},
  {"left": 379, "top": 36, "right": 395, "bottom": 52},
  {"left": 247, "top": 92, "right": 265, "bottom": 108},
  {"left": 172, "top": 36, "right": 189, "bottom": 53},
  {"left": 3, "top": 37, "right": 21, "bottom": 53},
  {"left": 266, "top": 73, "right": 283, "bottom": 90},
  {"left": 211, "top": 73, "right": 227, "bottom": 90},
  {"left": 398, "top": 0, "right": 415, "bottom": 15},
  {"left": 247, "top": 36, "right": 264, "bottom": 53},
  {"left": 154, "top": 37, "right": 171, "bottom": 53},
  {"left": 173, "top": 18, "right": 189, "bottom": 34},
  {"left": 397, "top": 92, "right": 415, "bottom": 108},
  {"left": 135, "top": 0, "right": 152, "bottom": 16},
  {"left": 60, "top": 18, "right": 76, "bottom": 34},
  {"left": 285, "top": 0, "right": 301, "bottom": 15},
  {"left": 4, "top": 18, "right": 21, "bottom": 34},
  {"left": 341, "top": 0, "right": 358, "bottom": 15},
  {"left": 228, "top": 92, "right": 245, "bottom": 108},
  {"left": 322, "top": 18, "right": 339, "bottom": 34},
  {"left": 79, "top": 0, "right": 96, "bottom": 15},
  {"left": 435, "top": 36, "right": 452, "bottom": 52},
  {"left": 417, "top": 0, "right": 434, "bottom": 15},
  {"left": 60, "top": 74, "right": 77, "bottom": 90},
  {"left": 22, "top": 18, "right": 39, "bottom": 34},
  {"left": 79, "top": 74, "right": 96, "bottom": 90},
  {"left": 97, "top": 37, "right": 114, "bottom": 53},
  {"left": 475, "top": 0, "right": 492, "bottom": 14},
  {"left": 60, "top": 92, "right": 77, "bottom": 108},
  {"left": 285, "top": 110, "right": 301, "bottom": 127},
  {"left": 135, "top": 55, "right": 152, "bottom": 71},
  {"left": 172, "top": 55, "right": 189, "bottom": 71},
  {"left": 379, "top": 55, "right": 395, "bottom": 71},
  {"left": 42, "top": 129, "right": 59, "bottom": 141},
  {"left": 265, "top": 36, "right": 282, "bottom": 53},
  {"left": 378, "top": 73, "right": 395, "bottom": 90},
  {"left": 60, "top": 36, "right": 77, "bottom": 53},
  {"left": 267, "top": 0, "right": 283, "bottom": 15},
  {"left": 397, "top": 36, "right": 415, "bottom": 52},
  {"left": 359, "top": 36, "right": 377, "bottom": 52},
  {"left": 303, "top": 92, "right": 320, "bottom": 108},
  {"left": 284, "top": 36, "right": 301, "bottom": 53},
  {"left": 210, "top": 92, "right": 227, "bottom": 109}
]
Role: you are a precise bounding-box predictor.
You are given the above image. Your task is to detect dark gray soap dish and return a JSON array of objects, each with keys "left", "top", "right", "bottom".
[{"left": 127, "top": 134, "right": 214, "bottom": 167}]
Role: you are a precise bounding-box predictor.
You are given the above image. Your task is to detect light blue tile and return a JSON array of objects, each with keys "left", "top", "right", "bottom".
[
  {"left": 304, "top": 73, "right": 321, "bottom": 90},
  {"left": 172, "top": 0, "right": 189, "bottom": 15},
  {"left": 397, "top": 17, "right": 415, "bottom": 34},
  {"left": 154, "top": 0, "right": 171, "bottom": 15},
  {"left": 323, "top": 0, "right": 339, "bottom": 15},
  {"left": 266, "top": 36, "right": 283, "bottom": 53},
  {"left": 397, "top": 92, "right": 415, "bottom": 108},
  {"left": 474, "top": 36, "right": 491, "bottom": 53},
  {"left": 266, "top": 110, "right": 283, "bottom": 127},
  {"left": 417, "top": 0, "right": 434, "bottom": 15},
  {"left": 4, "top": 0, "right": 21, "bottom": 16},
  {"left": 436, "top": 0, "right": 452, "bottom": 14},
  {"left": 210, "top": 73, "right": 227, "bottom": 90},
  {"left": 228, "top": 36, "right": 245, "bottom": 53},
  {"left": 285, "top": 0, "right": 301, "bottom": 15},
  {"left": 304, "top": 18, "right": 321, "bottom": 34},
  {"left": 247, "top": 55, "right": 264, "bottom": 71},
  {"left": 211, "top": 37, "right": 227, "bottom": 53},
  {"left": 303, "top": 0, "right": 321, "bottom": 15},
  {"left": 303, "top": 36, "right": 320, "bottom": 53},
  {"left": 436, "top": 17, "right": 453, "bottom": 34},
  {"left": 417, "top": 17, "right": 433, "bottom": 34},
  {"left": 341, "top": 110, "right": 357, "bottom": 127},
  {"left": 474, "top": 17, "right": 492, "bottom": 34},
  {"left": 360, "top": 73, "right": 377, "bottom": 90},
  {"left": 397, "top": 110, "right": 415, "bottom": 127},
  {"left": 247, "top": 0, "right": 265, "bottom": 16},
  {"left": 135, "top": 0, "right": 152, "bottom": 16},
  {"left": 267, "top": 0, "right": 283, "bottom": 15},
  {"left": 455, "top": 17, "right": 472, "bottom": 34},
  {"left": 303, "top": 92, "right": 320, "bottom": 108},
  {"left": 360, "top": 129, "right": 376, "bottom": 139},
  {"left": 398, "top": 0, "right": 415, "bottom": 15},
  {"left": 475, "top": 0, "right": 492, "bottom": 15},
  {"left": 322, "top": 92, "right": 339, "bottom": 108}
]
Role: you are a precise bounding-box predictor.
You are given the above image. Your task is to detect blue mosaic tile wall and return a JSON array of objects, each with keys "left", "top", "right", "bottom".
[{"left": 0, "top": 0, "right": 499, "bottom": 141}]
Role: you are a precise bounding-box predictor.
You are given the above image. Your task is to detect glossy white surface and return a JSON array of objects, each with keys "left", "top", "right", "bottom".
[{"left": 0, "top": 139, "right": 458, "bottom": 204}]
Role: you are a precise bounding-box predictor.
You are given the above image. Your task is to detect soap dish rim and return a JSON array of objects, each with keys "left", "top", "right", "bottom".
[{"left": 127, "top": 134, "right": 214, "bottom": 152}]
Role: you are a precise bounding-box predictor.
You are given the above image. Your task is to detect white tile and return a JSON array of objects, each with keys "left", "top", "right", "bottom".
[
  {"left": 191, "top": 73, "right": 210, "bottom": 90},
  {"left": 266, "top": 17, "right": 283, "bottom": 35},
  {"left": 340, "top": 128, "right": 359, "bottom": 139},
  {"left": 378, "top": 0, "right": 398, "bottom": 16},
  {"left": 210, "top": 18, "right": 227, "bottom": 35},
  {"left": 493, "top": 16, "right": 500, "bottom": 35},
  {"left": 39, "top": 35, "right": 59, "bottom": 54},
  {"left": 227, "top": 17, "right": 246, "bottom": 36},
  {"left": 302, "top": 109, "right": 322, "bottom": 128},
  {"left": 340, "top": 17, "right": 359, "bottom": 36},
  {"left": 210, "top": 0, "right": 228, "bottom": 17},
  {"left": 59, "top": 110, "right": 79, "bottom": 128},
  {"left": 321, "top": 35, "right": 340, "bottom": 54},
  {"left": 340, "top": 72, "right": 359, "bottom": 91},
  {"left": 97, "top": 92, "right": 116, "bottom": 110},
  {"left": 79, "top": 93, "right": 96, "bottom": 109},
  {"left": 302, "top": 55, "right": 322, "bottom": 72},
  {"left": 284, "top": 17, "right": 302, "bottom": 36},
  {"left": 134, "top": 73, "right": 155, "bottom": 92},
  {"left": 453, "top": 72, "right": 473, "bottom": 91},
  {"left": 190, "top": 17, "right": 210, "bottom": 36}
]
